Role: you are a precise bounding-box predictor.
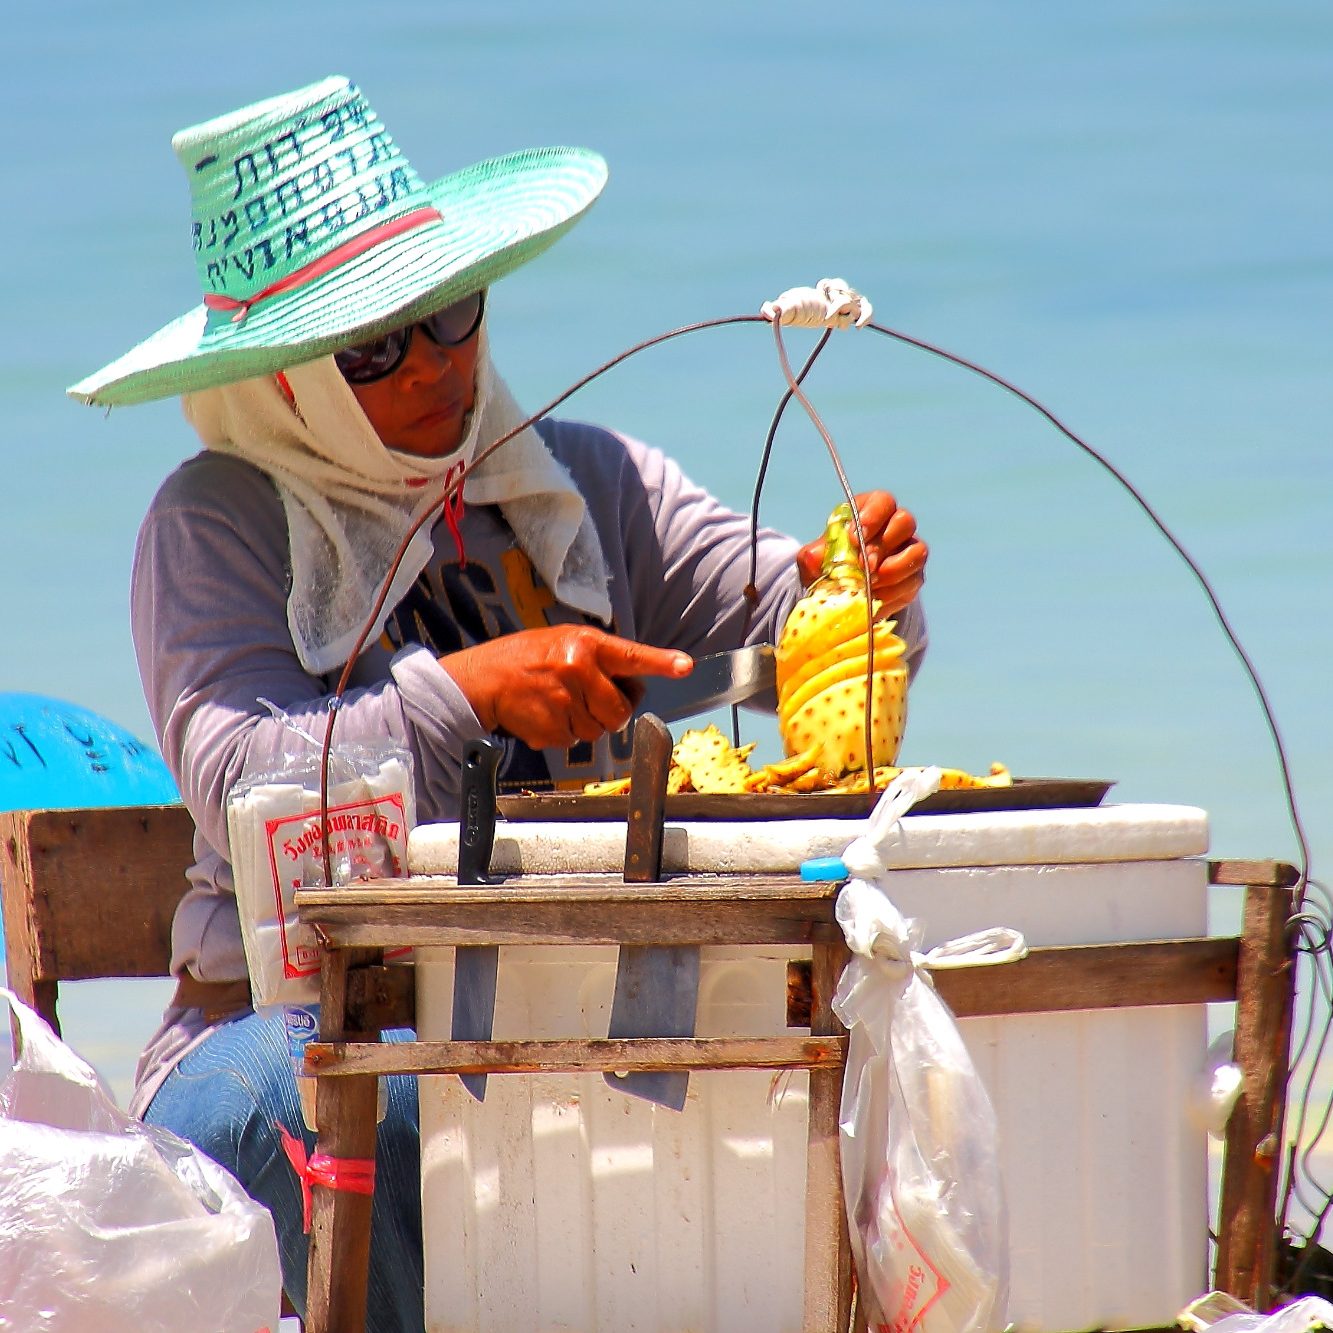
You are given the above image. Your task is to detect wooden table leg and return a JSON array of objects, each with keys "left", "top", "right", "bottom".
[
  {"left": 804, "top": 932, "right": 853, "bottom": 1332},
  {"left": 1214, "top": 882, "right": 1297, "bottom": 1309},
  {"left": 306, "top": 949, "right": 382, "bottom": 1333}
]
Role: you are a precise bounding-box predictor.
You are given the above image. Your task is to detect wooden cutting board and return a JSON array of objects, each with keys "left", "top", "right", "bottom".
[{"left": 497, "top": 777, "right": 1114, "bottom": 822}]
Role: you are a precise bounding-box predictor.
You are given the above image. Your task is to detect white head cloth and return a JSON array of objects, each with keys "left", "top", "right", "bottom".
[{"left": 181, "top": 327, "right": 613, "bottom": 675}]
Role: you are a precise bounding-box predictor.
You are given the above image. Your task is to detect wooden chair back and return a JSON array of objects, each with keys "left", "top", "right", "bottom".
[
  {"left": 0, "top": 804, "right": 194, "bottom": 1038},
  {"left": 0, "top": 802, "right": 306, "bottom": 1327}
]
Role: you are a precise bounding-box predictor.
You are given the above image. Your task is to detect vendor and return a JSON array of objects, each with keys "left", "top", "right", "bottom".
[{"left": 68, "top": 76, "right": 928, "bottom": 1330}]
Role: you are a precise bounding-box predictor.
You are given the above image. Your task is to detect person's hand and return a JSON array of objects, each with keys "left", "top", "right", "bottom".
[
  {"left": 795, "top": 491, "right": 928, "bottom": 614},
  {"left": 439, "top": 625, "right": 693, "bottom": 750}
]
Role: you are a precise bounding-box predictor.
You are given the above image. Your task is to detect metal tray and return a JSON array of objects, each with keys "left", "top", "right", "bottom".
[{"left": 496, "top": 777, "right": 1114, "bottom": 823}]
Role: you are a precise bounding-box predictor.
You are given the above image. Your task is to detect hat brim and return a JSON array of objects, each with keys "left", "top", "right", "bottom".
[{"left": 68, "top": 146, "right": 608, "bottom": 407}]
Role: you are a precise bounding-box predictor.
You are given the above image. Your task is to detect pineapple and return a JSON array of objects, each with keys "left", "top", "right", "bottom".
[{"left": 777, "top": 503, "right": 909, "bottom": 778}]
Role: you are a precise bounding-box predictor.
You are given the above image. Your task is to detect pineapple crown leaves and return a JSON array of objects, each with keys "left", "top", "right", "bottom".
[{"left": 820, "top": 502, "right": 861, "bottom": 576}]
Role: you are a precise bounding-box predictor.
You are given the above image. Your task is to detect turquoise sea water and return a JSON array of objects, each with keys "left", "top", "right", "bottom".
[{"left": 3, "top": 0, "right": 1330, "bottom": 1229}]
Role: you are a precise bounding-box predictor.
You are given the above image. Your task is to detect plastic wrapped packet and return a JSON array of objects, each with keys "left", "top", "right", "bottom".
[
  {"left": 226, "top": 703, "right": 416, "bottom": 1011},
  {"left": 0, "top": 988, "right": 281, "bottom": 1333},
  {"left": 831, "top": 768, "right": 1018, "bottom": 1333},
  {"left": 227, "top": 705, "right": 413, "bottom": 1129}
]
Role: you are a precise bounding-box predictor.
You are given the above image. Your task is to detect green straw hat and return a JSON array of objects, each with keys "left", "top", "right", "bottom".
[{"left": 68, "top": 76, "right": 608, "bottom": 407}]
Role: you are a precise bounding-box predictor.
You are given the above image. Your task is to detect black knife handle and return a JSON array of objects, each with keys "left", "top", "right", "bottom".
[{"left": 458, "top": 738, "right": 502, "bottom": 885}]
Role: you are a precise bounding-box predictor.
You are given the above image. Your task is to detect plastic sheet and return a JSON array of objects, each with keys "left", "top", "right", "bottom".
[
  {"left": 1207, "top": 1296, "right": 1333, "bottom": 1331},
  {"left": 0, "top": 988, "right": 281, "bottom": 1332},
  {"left": 226, "top": 701, "right": 415, "bottom": 1009},
  {"left": 832, "top": 768, "right": 1013, "bottom": 1332}
]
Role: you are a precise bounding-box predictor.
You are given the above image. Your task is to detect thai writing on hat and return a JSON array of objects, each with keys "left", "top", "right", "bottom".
[{"left": 173, "top": 78, "right": 427, "bottom": 300}]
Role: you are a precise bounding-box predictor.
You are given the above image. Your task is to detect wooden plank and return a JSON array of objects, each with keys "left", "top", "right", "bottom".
[
  {"left": 0, "top": 810, "right": 50, "bottom": 1037},
  {"left": 306, "top": 948, "right": 382, "bottom": 1333},
  {"left": 312, "top": 860, "right": 1298, "bottom": 898},
  {"left": 306, "top": 1034, "right": 847, "bottom": 1078},
  {"left": 298, "top": 873, "right": 841, "bottom": 907},
  {"left": 497, "top": 778, "right": 1113, "bottom": 822},
  {"left": 299, "top": 901, "right": 837, "bottom": 949},
  {"left": 1, "top": 805, "right": 191, "bottom": 1042},
  {"left": 0, "top": 805, "right": 192, "bottom": 983},
  {"left": 312, "top": 927, "right": 1240, "bottom": 1015},
  {"left": 345, "top": 962, "right": 415, "bottom": 1032},
  {"left": 787, "top": 959, "right": 814, "bottom": 1028},
  {"left": 1215, "top": 884, "right": 1297, "bottom": 1308},
  {"left": 935, "top": 937, "right": 1240, "bottom": 1017},
  {"left": 1209, "top": 860, "right": 1301, "bottom": 889},
  {"left": 804, "top": 937, "right": 853, "bottom": 1332}
]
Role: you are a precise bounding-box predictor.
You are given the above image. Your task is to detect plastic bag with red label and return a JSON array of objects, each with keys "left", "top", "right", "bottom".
[
  {"left": 226, "top": 700, "right": 415, "bottom": 1010},
  {"left": 0, "top": 988, "right": 281, "bottom": 1333},
  {"left": 831, "top": 768, "right": 1016, "bottom": 1333}
]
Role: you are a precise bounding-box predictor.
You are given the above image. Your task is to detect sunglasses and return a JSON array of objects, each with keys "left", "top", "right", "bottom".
[{"left": 334, "top": 290, "right": 486, "bottom": 385}]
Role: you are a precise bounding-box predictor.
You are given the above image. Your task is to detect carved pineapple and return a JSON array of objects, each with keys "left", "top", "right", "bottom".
[{"left": 776, "top": 503, "right": 908, "bottom": 778}]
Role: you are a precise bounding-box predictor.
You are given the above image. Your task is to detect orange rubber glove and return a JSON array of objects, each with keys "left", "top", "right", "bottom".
[
  {"left": 440, "top": 625, "right": 693, "bottom": 751},
  {"left": 795, "top": 490, "right": 928, "bottom": 614}
]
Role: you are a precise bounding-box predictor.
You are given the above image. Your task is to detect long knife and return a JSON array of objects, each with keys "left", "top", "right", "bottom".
[
  {"left": 453, "top": 736, "right": 502, "bottom": 1102},
  {"left": 604, "top": 713, "right": 697, "bottom": 1111},
  {"left": 632, "top": 644, "right": 776, "bottom": 724}
]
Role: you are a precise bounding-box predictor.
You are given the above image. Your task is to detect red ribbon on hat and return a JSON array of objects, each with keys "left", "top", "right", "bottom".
[
  {"left": 203, "top": 207, "right": 443, "bottom": 325},
  {"left": 276, "top": 1121, "right": 377, "bottom": 1234}
]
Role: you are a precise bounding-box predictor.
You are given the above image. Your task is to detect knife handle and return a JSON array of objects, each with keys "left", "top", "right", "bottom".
[
  {"left": 624, "top": 713, "right": 672, "bottom": 884},
  {"left": 458, "top": 737, "right": 502, "bottom": 885}
]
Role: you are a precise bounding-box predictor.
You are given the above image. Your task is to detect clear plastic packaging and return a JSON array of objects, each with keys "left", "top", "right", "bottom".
[
  {"left": 0, "top": 988, "right": 281, "bottom": 1333},
  {"left": 226, "top": 702, "right": 416, "bottom": 1010},
  {"left": 1196, "top": 1296, "right": 1333, "bottom": 1332},
  {"left": 832, "top": 769, "right": 1014, "bottom": 1333}
]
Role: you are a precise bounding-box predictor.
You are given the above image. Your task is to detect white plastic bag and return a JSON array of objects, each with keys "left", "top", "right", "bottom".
[
  {"left": 831, "top": 769, "right": 1017, "bottom": 1333},
  {"left": 1205, "top": 1296, "right": 1333, "bottom": 1331},
  {"left": 0, "top": 988, "right": 281, "bottom": 1333},
  {"left": 227, "top": 702, "right": 415, "bottom": 1008}
]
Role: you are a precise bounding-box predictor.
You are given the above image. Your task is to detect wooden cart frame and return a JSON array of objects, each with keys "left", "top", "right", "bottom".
[{"left": 0, "top": 801, "right": 1300, "bottom": 1333}]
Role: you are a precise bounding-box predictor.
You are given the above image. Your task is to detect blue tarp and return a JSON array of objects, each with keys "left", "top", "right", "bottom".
[{"left": 0, "top": 694, "right": 178, "bottom": 814}]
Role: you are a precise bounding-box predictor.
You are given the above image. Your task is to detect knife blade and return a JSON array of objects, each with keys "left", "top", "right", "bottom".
[
  {"left": 605, "top": 713, "right": 697, "bottom": 1111},
  {"left": 633, "top": 644, "right": 776, "bottom": 724},
  {"left": 453, "top": 736, "right": 502, "bottom": 1102}
]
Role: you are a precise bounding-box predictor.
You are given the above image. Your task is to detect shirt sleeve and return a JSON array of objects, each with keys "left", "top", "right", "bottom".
[
  {"left": 615, "top": 433, "right": 802, "bottom": 653},
  {"left": 131, "top": 460, "right": 487, "bottom": 861},
  {"left": 612, "top": 433, "right": 927, "bottom": 677}
]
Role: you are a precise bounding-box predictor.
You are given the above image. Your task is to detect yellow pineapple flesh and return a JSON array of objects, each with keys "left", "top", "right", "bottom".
[{"left": 776, "top": 503, "right": 908, "bottom": 778}]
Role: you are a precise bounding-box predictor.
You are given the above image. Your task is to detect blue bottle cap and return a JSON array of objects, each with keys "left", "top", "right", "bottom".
[{"left": 800, "top": 856, "right": 849, "bottom": 882}]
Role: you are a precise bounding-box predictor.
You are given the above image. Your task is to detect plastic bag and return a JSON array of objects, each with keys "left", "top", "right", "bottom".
[
  {"left": 0, "top": 988, "right": 281, "bottom": 1332},
  {"left": 1187, "top": 1031, "right": 1244, "bottom": 1139},
  {"left": 1203, "top": 1296, "right": 1333, "bottom": 1331},
  {"left": 831, "top": 768, "right": 1018, "bottom": 1333},
  {"left": 226, "top": 701, "right": 416, "bottom": 1009}
]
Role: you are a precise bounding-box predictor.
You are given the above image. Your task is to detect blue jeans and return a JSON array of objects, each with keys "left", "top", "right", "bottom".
[{"left": 142, "top": 1010, "right": 424, "bottom": 1331}]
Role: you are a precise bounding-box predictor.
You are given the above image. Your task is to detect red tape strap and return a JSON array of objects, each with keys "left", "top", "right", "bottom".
[
  {"left": 203, "top": 207, "right": 442, "bottom": 325},
  {"left": 277, "top": 1121, "right": 376, "bottom": 1234},
  {"left": 439, "top": 459, "right": 468, "bottom": 568}
]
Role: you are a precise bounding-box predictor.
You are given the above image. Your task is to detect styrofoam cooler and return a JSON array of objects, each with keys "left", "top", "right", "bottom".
[
  {"left": 417, "top": 945, "right": 811, "bottom": 1332},
  {"left": 412, "top": 803, "right": 1211, "bottom": 1332}
]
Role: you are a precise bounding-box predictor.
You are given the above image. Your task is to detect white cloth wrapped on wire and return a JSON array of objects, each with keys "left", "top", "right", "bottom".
[{"left": 760, "top": 277, "right": 874, "bottom": 329}]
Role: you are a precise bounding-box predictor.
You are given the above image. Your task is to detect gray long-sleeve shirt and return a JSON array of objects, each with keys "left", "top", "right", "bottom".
[{"left": 129, "top": 415, "right": 925, "bottom": 1107}]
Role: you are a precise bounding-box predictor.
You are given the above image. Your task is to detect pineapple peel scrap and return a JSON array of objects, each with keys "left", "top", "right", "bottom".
[{"left": 580, "top": 725, "right": 1011, "bottom": 798}]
